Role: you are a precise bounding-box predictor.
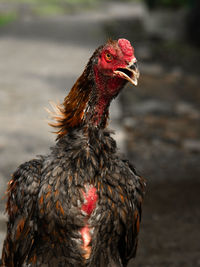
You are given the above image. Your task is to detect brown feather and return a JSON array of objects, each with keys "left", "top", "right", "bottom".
[{"left": 47, "top": 72, "right": 92, "bottom": 139}]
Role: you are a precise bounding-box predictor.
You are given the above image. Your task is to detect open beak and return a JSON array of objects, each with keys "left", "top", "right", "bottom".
[{"left": 114, "top": 62, "right": 140, "bottom": 86}]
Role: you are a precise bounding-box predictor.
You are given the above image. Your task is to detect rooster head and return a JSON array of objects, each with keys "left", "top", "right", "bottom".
[{"left": 91, "top": 38, "right": 139, "bottom": 97}]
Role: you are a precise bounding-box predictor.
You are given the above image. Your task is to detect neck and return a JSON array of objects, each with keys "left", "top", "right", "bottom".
[
  {"left": 86, "top": 65, "right": 126, "bottom": 127},
  {"left": 50, "top": 66, "right": 126, "bottom": 139}
]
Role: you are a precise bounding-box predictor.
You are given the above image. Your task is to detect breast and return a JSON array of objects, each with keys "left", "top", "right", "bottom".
[{"left": 37, "top": 171, "right": 99, "bottom": 257}]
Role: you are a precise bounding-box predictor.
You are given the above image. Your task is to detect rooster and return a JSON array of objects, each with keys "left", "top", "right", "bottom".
[{"left": 1, "top": 38, "right": 145, "bottom": 267}]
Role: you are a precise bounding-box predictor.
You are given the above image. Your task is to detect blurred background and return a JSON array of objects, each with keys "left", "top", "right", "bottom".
[{"left": 0, "top": 0, "right": 200, "bottom": 266}]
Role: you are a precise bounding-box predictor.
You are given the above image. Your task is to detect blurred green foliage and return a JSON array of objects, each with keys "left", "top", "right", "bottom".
[
  {"left": 0, "top": 0, "right": 191, "bottom": 19},
  {"left": 0, "top": 13, "right": 17, "bottom": 27},
  {"left": 0, "top": 0, "right": 99, "bottom": 5},
  {"left": 33, "top": 0, "right": 97, "bottom": 16},
  {"left": 0, "top": 0, "right": 100, "bottom": 16}
]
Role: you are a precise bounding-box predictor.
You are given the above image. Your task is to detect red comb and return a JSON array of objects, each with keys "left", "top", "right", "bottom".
[{"left": 118, "top": 38, "right": 133, "bottom": 56}]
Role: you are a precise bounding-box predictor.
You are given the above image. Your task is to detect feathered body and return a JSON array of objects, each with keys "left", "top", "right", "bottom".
[{"left": 1, "top": 39, "right": 145, "bottom": 267}]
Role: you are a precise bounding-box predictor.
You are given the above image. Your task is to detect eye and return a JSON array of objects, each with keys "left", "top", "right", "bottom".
[{"left": 105, "top": 53, "right": 113, "bottom": 62}]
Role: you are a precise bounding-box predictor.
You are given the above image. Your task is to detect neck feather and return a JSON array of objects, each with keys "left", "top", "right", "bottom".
[
  {"left": 49, "top": 66, "right": 126, "bottom": 139},
  {"left": 49, "top": 71, "right": 92, "bottom": 139}
]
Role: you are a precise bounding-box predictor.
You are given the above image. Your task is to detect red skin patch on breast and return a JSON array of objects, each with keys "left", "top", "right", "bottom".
[
  {"left": 80, "top": 225, "right": 91, "bottom": 259},
  {"left": 80, "top": 185, "right": 98, "bottom": 259},
  {"left": 81, "top": 186, "right": 98, "bottom": 216},
  {"left": 80, "top": 225, "right": 91, "bottom": 247}
]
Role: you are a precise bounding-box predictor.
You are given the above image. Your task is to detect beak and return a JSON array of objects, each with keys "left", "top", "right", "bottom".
[{"left": 114, "top": 62, "right": 140, "bottom": 86}]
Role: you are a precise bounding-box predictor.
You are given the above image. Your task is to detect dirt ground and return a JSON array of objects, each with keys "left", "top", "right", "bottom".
[
  {"left": 0, "top": 2, "right": 200, "bottom": 266},
  {"left": 124, "top": 73, "right": 200, "bottom": 267}
]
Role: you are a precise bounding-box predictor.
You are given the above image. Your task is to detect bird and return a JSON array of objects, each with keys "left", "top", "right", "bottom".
[{"left": 1, "top": 38, "right": 146, "bottom": 267}]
